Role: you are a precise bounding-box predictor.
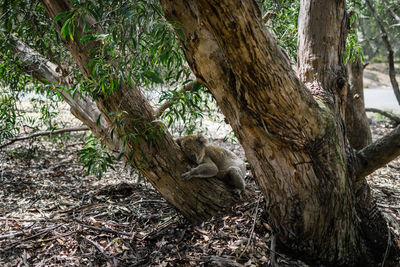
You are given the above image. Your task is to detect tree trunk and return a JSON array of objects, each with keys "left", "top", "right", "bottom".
[
  {"left": 161, "top": 0, "right": 400, "bottom": 265},
  {"left": 33, "top": 0, "right": 400, "bottom": 264},
  {"left": 39, "top": 0, "right": 238, "bottom": 222},
  {"left": 366, "top": 0, "right": 400, "bottom": 105},
  {"left": 346, "top": 56, "right": 372, "bottom": 150}
]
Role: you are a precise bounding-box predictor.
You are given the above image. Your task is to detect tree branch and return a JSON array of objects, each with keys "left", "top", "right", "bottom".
[
  {"left": 383, "top": 0, "right": 400, "bottom": 24},
  {"left": 365, "top": 0, "right": 400, "bottom": 105},
  {"left": 0, "top": 126, "right": 89, "bottom": 150},
  {"left": 155, "top": 81, "right": 198, "bottom": 118},
  {"left": 355, "top": 124, "right": 400, "bottom": 179},
  {"left": 9, "top": 36, "right": 120, "bottom": 150},
  {"left": 366, "top": 108, "right": 400, "bottom": 125}
]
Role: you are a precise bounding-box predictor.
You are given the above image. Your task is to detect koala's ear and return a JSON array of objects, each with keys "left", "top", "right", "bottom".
[
  {"left": 175, "top": 138, "right": 182, "bottom": 148},
  {"left": 197, "top": 135, "right": 207, "bottom": 145}
]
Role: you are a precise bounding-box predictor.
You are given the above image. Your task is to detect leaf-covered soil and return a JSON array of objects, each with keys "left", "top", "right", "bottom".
[{"left": 1, "top": 119, "right": 400, "bottom": 266}]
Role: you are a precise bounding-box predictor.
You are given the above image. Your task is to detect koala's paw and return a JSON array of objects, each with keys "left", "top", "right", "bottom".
[
  {"left": 233, "top": 188, "right": 242, "bottom": 197},
  {"left": 181, "top": 171, "right": 192, "bottom": 181}
]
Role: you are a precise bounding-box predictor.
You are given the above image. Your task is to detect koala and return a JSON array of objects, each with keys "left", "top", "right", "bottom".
[{"left": 176, "top": 134, "right": 246, "bottom": 194}]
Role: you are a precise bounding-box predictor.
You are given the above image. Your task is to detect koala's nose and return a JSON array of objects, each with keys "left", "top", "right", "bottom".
[{"left": 190, "top": 154, "right": 197, "bottom": 163}]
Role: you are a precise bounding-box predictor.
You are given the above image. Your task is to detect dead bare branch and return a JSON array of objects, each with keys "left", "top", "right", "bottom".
[
  {"left": 366, "top": 108, "right": 400, "bottom": 124},
  {"left": 0, "top": 126, "right": 89, "bottom": 150},
  {"left": 74, "top": 219, "right": 132, "bottom": 237}
]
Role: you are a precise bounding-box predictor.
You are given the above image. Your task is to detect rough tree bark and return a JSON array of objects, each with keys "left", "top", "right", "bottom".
[
  {"left": 39, "top": 0, "right": 238, "bottom": 222},
  {"left": 346, "top": 56, "right": 372, "bottom": 149},
  {"left": 161, "top": 0, "right": 400, "bottom": 265},
  {"left": 30, "top": 0, "right": 400, "bottom": 264}
]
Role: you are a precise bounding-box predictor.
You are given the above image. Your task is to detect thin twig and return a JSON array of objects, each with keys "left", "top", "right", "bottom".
[
  {"left": 142, "top": 215, "right": 176, "bottom": 240},
  {"left": 0, "top": 224, "right": 63, "bottom": 252},
  {"left": 74, "top": 219, "right": 132, "bottom": 237},
  {"left": 0, "top": 217, "right": 63, "bottom": 223},
  {"left": 270, "top": 234, "right": 277, "bottom": 267},
  {"left": 239, "top": 195, "right": 262, "bottom": 258},
  {"left": 155, "top": 81, "right": 197, "bottom": 118},
  {"left": 381, "top": 228, "right": 391, "bottom": 267},
  {"left": 0, "top": 126, "right": 89, "bottom": 149},
  {"left": 82, "top": 236, "right": 110, "bottom": 259},
  {"left": 377, "top": 203, "right": 400, "bottom": 209},
  {"left": 366, "top": 108, "right": 400, "bottom": 124}
]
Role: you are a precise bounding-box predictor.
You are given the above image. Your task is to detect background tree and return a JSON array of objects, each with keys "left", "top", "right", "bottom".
[
  {"left": 345, "top": 2, "right": 373, "bottom": 149},
  {"left": 1, "top": 0, "right": 400, "bottom": 265}
]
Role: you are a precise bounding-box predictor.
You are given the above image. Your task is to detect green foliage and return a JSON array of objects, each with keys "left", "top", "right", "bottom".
[
  {"left": 0, "top": 91, "right": 18, "bottom": 144},
  {"left": 345, "top": 3, "right": 364, "bottom": 63},
  {"left": 356, "top": 0, "right": 400, "bottom": 62},
  {"left": 373, "top": 110, "right": 397, "bottom": 122},
  {"left": 77, "top": 136, "right": 116, "bottom": 179},
  {"left": 2, "top": 0, "right": 353, "bottom": 178},
  {"left": 159, "top": 81, "right": 215, "bottom": 135},
  {"left": 61, "top": 0, "right": 192, "bottom": 97},
  {"left": 261, "top": 0, "right": 299, "bottom": 61}
]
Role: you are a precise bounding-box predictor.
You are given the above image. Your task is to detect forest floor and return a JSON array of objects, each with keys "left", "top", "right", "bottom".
[
  {"left": 1, "top": 64, "right": 400, "bottom": 266},
  {"left": 1, "top": 119, "right": 400, "bottom": 266}
]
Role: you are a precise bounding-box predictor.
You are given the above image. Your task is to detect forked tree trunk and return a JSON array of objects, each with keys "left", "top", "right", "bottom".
[
  {"left": 346, "top": 56, "right": 372, "bottom": 149},
  {"left": 37, "top": 0, "right": 400, "bottom": 265},
  {"left": 161, "top": 0, "right": 400, "bottom": 265},
  {"left": 39, "top": 0, "right": 238, "bottom": 222}
]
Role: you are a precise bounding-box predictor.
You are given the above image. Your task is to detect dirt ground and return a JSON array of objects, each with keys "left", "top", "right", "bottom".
[{"left": 0, "top": 117, "right": 399, "bottom": 266}]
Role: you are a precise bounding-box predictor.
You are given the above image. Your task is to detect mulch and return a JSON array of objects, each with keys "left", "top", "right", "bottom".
[{"left": 0, "top": 120, "right": 399, "bottom": 266}]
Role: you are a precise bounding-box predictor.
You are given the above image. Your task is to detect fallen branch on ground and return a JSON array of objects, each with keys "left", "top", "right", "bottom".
[
  {"left": 239, "top": 195, "right": 262, "bottom": 258},
  {"left": 366, "top": 108, "right": 400, "bottom": 124},
  {"left": 73, "top": 219, "right": 133, "bottom": 237},
  {"left": 0, "top": 126, "right": 89, "bottom": 149},
  {"left": 0, "top": 224, "right": 63, "bottom": 252},
  {"left": 377, "top": 203, "right": 400, "bottom": 209},
  {"left": 81, "top": 236, "right": 111, "bottom": 260}
]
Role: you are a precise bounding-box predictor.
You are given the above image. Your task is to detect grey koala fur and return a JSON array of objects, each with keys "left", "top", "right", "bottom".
[{"left": 176, "top": 134, "right": 246, "bottom": 194}]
